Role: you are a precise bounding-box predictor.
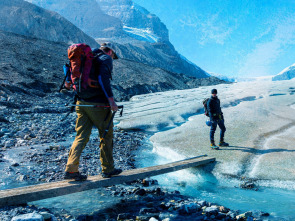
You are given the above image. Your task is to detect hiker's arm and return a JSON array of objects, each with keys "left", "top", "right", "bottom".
[
  {"left": 207, "top": 99, "right": 213, "bottom": 121},
  {"left": 98, "top": 58, "right": 118, "bottom": 112}
]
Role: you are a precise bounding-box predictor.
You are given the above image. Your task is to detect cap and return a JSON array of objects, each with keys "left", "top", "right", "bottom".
[
  {"left": 211, "top": 89, "right": 217, "bottom": 94},
  {"left": 100, "top": 42, "right": 118, "bottom": 59}
]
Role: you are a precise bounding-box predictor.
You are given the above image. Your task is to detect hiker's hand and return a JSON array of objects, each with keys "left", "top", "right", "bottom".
[
  {"left": 110, "top": 102, "right": 118, "bottom": 112},
  {"left": 108, "top": 97, "right": 118, "bottom": 112}
]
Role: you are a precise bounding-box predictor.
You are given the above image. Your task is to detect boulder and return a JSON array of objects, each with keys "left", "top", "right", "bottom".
[{"left": 11, "top": 212, "right": 44, "bottom": 221}]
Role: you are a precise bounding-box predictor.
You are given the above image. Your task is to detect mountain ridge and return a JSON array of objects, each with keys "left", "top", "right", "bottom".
[
  {"left": 272, "top": 63, "right": 295, "bottom": 81},
  {"left": 26, "top": 0, "right": 209, "bottom": 78},
  {"left": 0, "top": 0, "right": 98, "bottom": 47}
]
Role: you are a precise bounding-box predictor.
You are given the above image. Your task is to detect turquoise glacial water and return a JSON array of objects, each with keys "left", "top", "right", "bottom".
[{"left": 135, "top": 139, "right": 295, "bottom": 221}]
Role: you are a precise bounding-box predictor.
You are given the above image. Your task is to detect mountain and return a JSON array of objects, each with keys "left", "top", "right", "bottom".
[
  {"left": 272, "top": 63, "right": 295, "bottom": 81},
  {"left": 96, "top": 0, "right": 208, "bottom": 78},
  {"left": 0, "top": 0, "right": 227, "bottom": 106},
  {"left": 27, "top": 0, "right": 209, "bottom": 78},
  {"left": 26, "top": 0, "right": 127, "bottom": 39},
  {"left": 98, "top": 0, "right": 169, "bottom": 43},
  {"left": 0, "top": 0, "right": 98, "bottom": 47},
  {"left": 106, "top": 41, "right": 209, "bottom": 79},
  {"left": 208, "top": 72, "right": 236, "bottom": 82},
  {"left": 0, "top": 30, "right": 226, "bottom": 103}
]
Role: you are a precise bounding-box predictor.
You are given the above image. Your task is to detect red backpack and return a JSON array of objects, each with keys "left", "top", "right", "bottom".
[{"left": 65, "top": 43, "right": 102, "bottom": 99}]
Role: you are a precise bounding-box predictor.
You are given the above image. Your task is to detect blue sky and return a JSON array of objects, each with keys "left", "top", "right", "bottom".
[{"left": 133, "top": 0, "right": 295, "bottom": 77}]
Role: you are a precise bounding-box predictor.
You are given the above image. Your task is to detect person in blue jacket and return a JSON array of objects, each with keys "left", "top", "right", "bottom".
[{"left": 207, "top": 89, "right": 229, "bottom": 149}]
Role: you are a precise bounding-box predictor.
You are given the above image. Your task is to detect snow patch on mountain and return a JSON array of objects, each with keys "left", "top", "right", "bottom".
[
  {"left": 272, "top": 63, "right": 295, "bottom": 81},
  {"left": 123, "top": 26, "right": 159, "bottom": 43},
  {"left": 208, "top": 72, "right": 236, "bottom": 82},
  {"left": 98, "top": 0, "right": 169, "bottom": 42}
]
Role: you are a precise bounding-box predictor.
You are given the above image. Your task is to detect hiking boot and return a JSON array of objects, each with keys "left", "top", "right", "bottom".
[
  {"left": 64, "top": 172, "right": 87, "bottom": 181},
  {"left": 210, "top": 143, "right": 219, "bottom": 150},
  {"left": 219, "top": 141, "right": 229, "bottom": 147},
  {"left": 101, "top": 168, "right": 122, "bottom": 178}
]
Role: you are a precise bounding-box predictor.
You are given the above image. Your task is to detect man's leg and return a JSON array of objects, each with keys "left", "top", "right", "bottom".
[
  {"left": 210, "top": 120, "right": 218, "bottom": 144},
  {"left": 99, "top": 115, "right": 114, "bottom": 174},
  {"left": 65, "top": 105, "right": 93, "bottom": 173},
  {"left": 84, "top": 103, "right": 115, "bottom": 174},
  {"left": 218, "top": 119, "right": 228, "bottom": 146}
]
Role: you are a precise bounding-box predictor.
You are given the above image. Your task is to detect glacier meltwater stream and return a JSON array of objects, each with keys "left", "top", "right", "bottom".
[
  {"left": 134, "top": 132, "right": 295, "bottom": 220},
  {"left": 2, "top": 80, "right": 294, "bottom": 219},
  {"left": 116, "top": 79, "right": 295, "bottom": 220}
]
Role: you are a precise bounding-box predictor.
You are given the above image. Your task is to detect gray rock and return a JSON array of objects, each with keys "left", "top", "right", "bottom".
[
  {"left": 11, "top": 163, "right": 20, "bottom": 167},
  {"left": 198, "top": 200, "right": 207, "bottom": 207},
  {"left": 11, "top": 212, "right": 44, "bottom": 221},
  {"left": 1, "top": 128, "right": 9, "bottom": 133},
  {"left": 39, "top": 212, "right": 53, "bottom": 220},
  {"left": 0, "top": 96, "right": 7, "bottom": 101},
  {"left": 7, "top": 97, "right": 15, "bottom": 102},
  {"left": 21, "top": 128, "right": 31, "bottom": 133},
  {"left": 179, "top": 202, "right": 200, "bottom": 214},
  {"left": 139, "top": 207, "right": 158, "bottom": 214},
  {"left": 15, "top": 131, "right": 26, "bottom": 138},
  {"left": 227, "top": 211, "right": 238, "bottom": 219},
  {"left": 16, "top": 174, "right": 28, "bottom": 182},
  {"left": 236, "top": 211, "right": 252, "bottom": 220},
  {"left": 117, "top": 213, "right": 132, "bottom": 220},
  {"left": 135, "top": 188, "right": 146, "bottom": 196},
  {"left": 24, "top": 135, "right": 31, "bottom": 140},
  {"left": 29, "top": 133, "right": 37, "bottom": 138},
  {"left": 204, "top": 206, "right": 218, "bottom": 215},
  {"left": 4, "top": 139, "right": 15, "bottom": 148},
  {"left": 158, "top": 213, "right": 171, "bottom": 220}
]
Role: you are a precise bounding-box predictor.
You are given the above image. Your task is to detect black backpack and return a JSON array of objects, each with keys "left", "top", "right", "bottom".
[{"left": 202, "top": 98, "right": 210, "bottom": 117}]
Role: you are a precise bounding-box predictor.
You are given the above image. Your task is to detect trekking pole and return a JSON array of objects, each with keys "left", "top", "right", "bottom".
[
  {"left": 100, "top": 108, "right": 122, "bottom": 146},
  {"left": 60, "top": 95, "right": 78, "bottom": 122},
  {"left": 102, "top": 111, "right": 117, "bottom": 141},
  {"left": 59, "top": 75, "right": 67, "bottom": 93},
  {"left": 65, "top": 104, "right": 124, "bottom": 117}
]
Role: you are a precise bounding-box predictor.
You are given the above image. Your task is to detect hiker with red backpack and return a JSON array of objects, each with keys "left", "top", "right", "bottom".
[
  {"left": 63, "top": 42, "right": 122, "bottom": 181},
  {"left": 207, "top": 89, "right": 229, "bottom": 150}
]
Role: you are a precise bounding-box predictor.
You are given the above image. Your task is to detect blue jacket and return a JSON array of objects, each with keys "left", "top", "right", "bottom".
[{"left": 207, "top": 96, "right": 223, "bottom": 121}]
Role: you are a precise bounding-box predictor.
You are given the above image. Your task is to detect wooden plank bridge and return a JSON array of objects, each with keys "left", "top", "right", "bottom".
[{"left": 0, "top": 155, "right": 215, "bottom": 207}]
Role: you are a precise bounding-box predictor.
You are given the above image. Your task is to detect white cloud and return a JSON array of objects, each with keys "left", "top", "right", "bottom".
[
  {"left": 238, "top": 16, "right": 295, "bottom": 77},
  {"left": 179, "top": 13, "right": 234, "bottom": 45},
  {"left": 198, "top": 14, "right": 233, "bottom": 45}
]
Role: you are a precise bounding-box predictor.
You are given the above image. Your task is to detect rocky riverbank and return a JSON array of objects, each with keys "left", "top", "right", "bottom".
[{"left": 0, "top": 91, "right": 271, "bottom": 221}]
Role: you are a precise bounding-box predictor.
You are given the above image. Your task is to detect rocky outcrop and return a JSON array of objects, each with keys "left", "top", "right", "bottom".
[
  {"left": 112, "top": 59, "right": 226, "bottom": 100},
  {"left": 272, "top": 63, "right": 295, "bottom": 81},
  {"left": 0, "top": 0, "right": 98, "bottom": 47},
  {"left": 25, "top": 0, "right": 209, "bottom": 78},
  {"left": 95, "top": 0, "right": 208, "bottom": 78},
  {"left": 103, "top": 41, "right": 209, "bottom": 79},
  {"left": 98, "top": 0, "right": 169, "bottom": 42},
  {"left": 0, "top": 31, "right": 226, "bottom": 102},
  {"left": 26, "top": 0, "right": 127, "bottom": 39}
]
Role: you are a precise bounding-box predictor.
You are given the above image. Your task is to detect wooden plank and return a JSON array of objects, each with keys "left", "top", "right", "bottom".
[{"left": 0, "top": 156, "right": 215, "bottom": 207}]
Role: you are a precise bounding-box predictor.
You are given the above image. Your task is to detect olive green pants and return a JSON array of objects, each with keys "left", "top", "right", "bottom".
[{"left": 65, "top": 100, "right": 114, "bottom": 173}]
